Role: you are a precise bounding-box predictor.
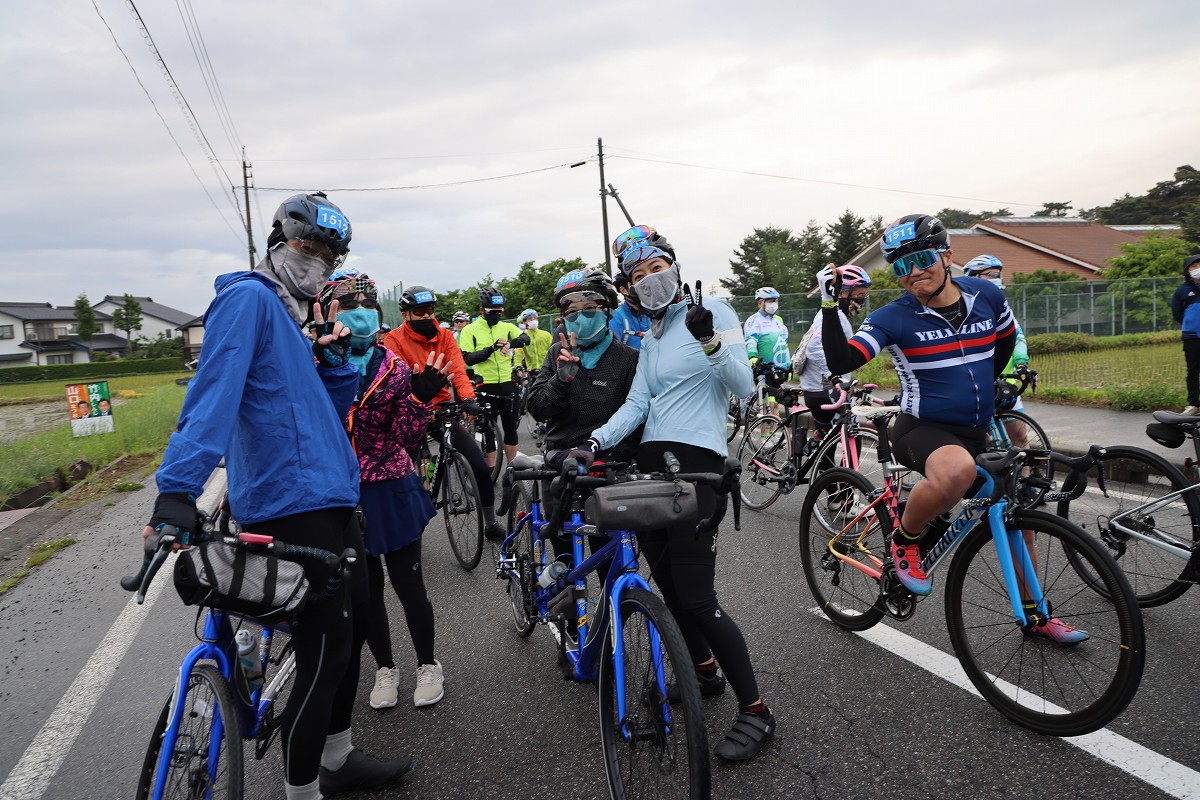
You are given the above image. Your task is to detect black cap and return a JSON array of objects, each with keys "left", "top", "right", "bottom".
[{"left": 1185, "top": 254, "right": 1200, "bottom": 271}]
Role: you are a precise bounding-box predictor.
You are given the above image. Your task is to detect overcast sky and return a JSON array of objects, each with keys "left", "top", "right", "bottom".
[{"left": 3, "top": 0, "right": 1198, "bottom": 318}]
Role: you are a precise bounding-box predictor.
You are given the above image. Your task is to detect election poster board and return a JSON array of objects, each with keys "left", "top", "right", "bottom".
[{"left": 66, "top": 381, "right": 115, "bottom": 437}]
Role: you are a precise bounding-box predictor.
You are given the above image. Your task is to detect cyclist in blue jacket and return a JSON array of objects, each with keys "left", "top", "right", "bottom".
[
  {"left": 145, "top": 193, "right": 414, "bottom": 799},
  {"left": 1171, "top": 253, "right": 1200, "bottom": 415},
  {"left": 609, "top": 271, "right": 651, "bottom": 350},
  {"left": 584, "top": 234, "right": 777, "bottom": 763}
]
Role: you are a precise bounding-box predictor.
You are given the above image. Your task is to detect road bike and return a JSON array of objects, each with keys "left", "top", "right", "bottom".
[
  {"left": 798, "top": 404, "right": 1146, "bottom": 737},
  {"left": 467, "top": 391, "right": 506, "bottom": 487},
  {"left": 122, "top": 508, "right": 355, "bottom": 800},
  {"left": 725, "top": 362, "right": 789, "bottom": 442},
  {"left": 1051, "top": 410, "right": 1200, "bottom": 607},
  {"left": 513, "top": 365, "right": 549, "bottom": 452},
  {"left": 495, "top": 453, "right": 741, "bottom": 799},
  {"left": 735, "top": 380, "right": 895, "bottom": 512},
  {"left": 987, "top": 370, "right": 1053, "bottom": 508},
  {"left": 416, "top": 401, "right": 485, "bottom": 570}
]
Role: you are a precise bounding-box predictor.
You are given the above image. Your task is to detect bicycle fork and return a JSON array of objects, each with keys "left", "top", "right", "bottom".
[{"left": 608, "top": 572, "right": 674, "bottom": 742}]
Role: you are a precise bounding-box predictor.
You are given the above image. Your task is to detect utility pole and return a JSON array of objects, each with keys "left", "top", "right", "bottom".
[
  {"left": 241, "top": 149, "right": 257, "bottom": 268},
  {"left": 606, "top": 183, "right": 635, "bottom": 226},
  {"left": 597, "top": 138, "right": 612, "bottom": 272}
]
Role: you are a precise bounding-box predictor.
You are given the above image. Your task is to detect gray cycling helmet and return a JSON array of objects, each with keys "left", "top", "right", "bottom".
[{"left": 267, "top": 192, "right": 352, "bottom": 258}]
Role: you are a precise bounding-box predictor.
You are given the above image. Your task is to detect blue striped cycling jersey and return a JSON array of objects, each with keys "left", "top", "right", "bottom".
[{"left": 849, "top": 277, "right": 1016, "bottom": 427}]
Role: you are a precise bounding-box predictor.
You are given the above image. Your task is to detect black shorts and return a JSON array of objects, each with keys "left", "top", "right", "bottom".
[{"left": 890, "top": 413, "right": 987, "bottom": 475}]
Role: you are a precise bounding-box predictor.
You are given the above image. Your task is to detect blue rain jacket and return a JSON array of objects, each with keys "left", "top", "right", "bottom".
[{"left": 156, "top": 271, "right": 360, "bottom": 525}]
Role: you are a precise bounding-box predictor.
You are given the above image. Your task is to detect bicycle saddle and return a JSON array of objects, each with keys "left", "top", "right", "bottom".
[
  {"left": 511, "top": 453, "right": 545, "bottom": 469},
  {"left": 1151, "top": 410, "right": 1200, "bottom": 427}
]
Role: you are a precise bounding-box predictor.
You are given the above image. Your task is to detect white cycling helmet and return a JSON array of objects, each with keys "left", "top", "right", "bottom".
[{"left": 755, "top": 287, "right": 780, "bottom": 300}]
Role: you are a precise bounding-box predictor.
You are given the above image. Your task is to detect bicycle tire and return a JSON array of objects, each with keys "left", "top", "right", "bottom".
[
  {"left": 1057, "top": 445, "right": 1200, "bottom": 607},
  {"left": 799, "top": 467, "right": 887, "bottom": 631},
  {"left": 506, "top": 482, "right": 537, "bottom": 637},
  {"left": 944, "top": 509, "right": 1145, "bottom": 737},
  {"left": 598, "top": 587, "right": 710, "bottom": 800},
  {"left": 736, "top": 415, "right": 789, "bottom": 510},
  {"left": 725, "top": 394, "right": 743, "bottom": 443},
  {"left": 989, "top": 410, "right": 1054, "bottom": 509},
  {"left": 443, "top": 452, "right": 484, "bottom": 571},
  {"left": 135, "top": 663, "right": 244, "bottom": 800}
]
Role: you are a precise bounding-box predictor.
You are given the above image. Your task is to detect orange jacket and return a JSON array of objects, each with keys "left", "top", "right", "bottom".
[{"left": 383, "top": 321, "right": 475, "bottom": 406}]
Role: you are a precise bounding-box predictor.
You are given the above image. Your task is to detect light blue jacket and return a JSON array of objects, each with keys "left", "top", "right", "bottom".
[
  {"left": 592, "top": 297, "right": 752, "bottom": 457},
  {"left": 156, "top": 271, "right": 360, "bottom": 525}
]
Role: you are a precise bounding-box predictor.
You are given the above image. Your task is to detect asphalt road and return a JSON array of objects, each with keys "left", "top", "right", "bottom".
[{"left": 2, "top": 464, "right": 1199, "bottom": 800}]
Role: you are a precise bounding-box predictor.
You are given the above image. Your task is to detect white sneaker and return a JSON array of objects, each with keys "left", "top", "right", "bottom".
[
  {"left": 414, "top": 661, "right": 445, "bottom": 707},
  {"left": 1184, "top": 406, "right": 1200, "bottom": 416},
  {"left": 369, "top": 666, "right": 399, "bottom": 709}
]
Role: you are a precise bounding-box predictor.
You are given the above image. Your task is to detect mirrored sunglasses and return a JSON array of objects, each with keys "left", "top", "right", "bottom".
[
  {"left": 891, "top": 249, "right": 941, "bottom": 277},
  {"left": 612, "top": 224, "right": 658, "bottom": 257}
]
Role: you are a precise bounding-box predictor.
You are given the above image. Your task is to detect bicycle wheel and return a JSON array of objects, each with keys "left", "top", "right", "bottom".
[
  {"left": 811, "top": 425, "right": 886, "bottom": 487},
  {"left": 598, "top": 587, "right": 709, "bottom": 800},
  {"left": 505, "top": 482, "right": 537, "bottom": 636},
  {"left": 990, "top": 411, "right": 1054, "bottom": 509},
  {"left": 135, "top": 663, "right": 244, "bottom": 800},
  {"left": 725, "top": 394, "right": 743, "bottom": 443},
  {"left": 443, "top": 452, "right": 484, "bottom": 571},
  {"left": 736, "top": 415, "right": 789, "bottom": 510},
  {"left": 799, "top": 467, "right": 887, "bottom": 631},
  {"left": 944, "top": 510, "right": 1145, "bottom": 737},
  {"left": 1057, "top": 445, "right": 1200, "bottom": 607}
]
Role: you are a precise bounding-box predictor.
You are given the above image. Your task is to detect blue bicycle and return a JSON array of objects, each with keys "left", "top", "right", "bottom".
[
  {"left": 122, "top": 505, "right": 355, "bottom": 800},
  {"left": 496, "top": 453, "right": 740, "bottom": 800}
]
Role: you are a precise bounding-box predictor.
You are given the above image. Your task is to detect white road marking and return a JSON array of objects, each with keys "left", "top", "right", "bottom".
[
  {"left": 809, "top": 607, "right": 1200, "bottom": 800},
  {"left": 0, "top": 472, "right": 227, "bottom": 800}
]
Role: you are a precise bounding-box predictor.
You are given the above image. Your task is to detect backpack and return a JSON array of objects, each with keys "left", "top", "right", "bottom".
[{"left": 791, "top": 324, "right": 817, "bottom": 374}]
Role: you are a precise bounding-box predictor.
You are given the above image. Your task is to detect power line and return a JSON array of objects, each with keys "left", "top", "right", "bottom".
[
  {"left": 235, "top": 145, "right": 587, "bottom": 163},
  {"left": 88, "top": 0, "right": 244, "bottom": 245},
  {"left": 173, "top": 0, "right": 241, "bottom": 159},
  {"left": 256, "top": 160, "right": 590, "bottom": 192},
  {"left": 605, "top": 152, "right": 1042, "bottom": 209}
]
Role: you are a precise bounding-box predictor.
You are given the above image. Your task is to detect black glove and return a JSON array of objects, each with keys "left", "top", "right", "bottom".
[
  {"left": 464, "top": 399, "right": 483, "bottom": 417},
  {"left": 511, "top": 332, "right": 531, "bottom": 348},
  {"left": 555, "top": 342, "right": 580, "bottom": 383},
  {"left": 565, "top": 448, "right": 596, "bottom": 469},
  {"left": 680, "top": 281, "right": 719, "bottom": 353},
  {"left": 312, "top": 322, "right": 350, "bottom": 368},
  {"left": 411, "top": 366, "right": 448, "bottom": 403},
  {"left": 148, "top": 492, "right": 199, "bottom": 535}
]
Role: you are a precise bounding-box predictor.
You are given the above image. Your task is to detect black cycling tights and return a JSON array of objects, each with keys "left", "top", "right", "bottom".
[
  {"left": 251, "top": 507, "right": 368, "bottom": 788},
  {"left": 477, "top": 382, "right": 520, "bottom": 447},
  {"left": 636, "top": 441, "right": 761, "bottom": 707},
  {"left": 365, "top": 539, "right": 436, "bottom": 668},
  {"left": 446, "top": 419, "right": 495, "bottom": 506}
]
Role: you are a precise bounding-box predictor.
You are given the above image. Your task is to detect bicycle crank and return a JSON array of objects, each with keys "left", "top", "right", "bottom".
[{"left": 878, "top": 568, "right": 917, "bottom": 621}]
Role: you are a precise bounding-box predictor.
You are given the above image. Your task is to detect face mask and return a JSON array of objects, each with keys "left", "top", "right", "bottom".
[
  {"left": 565, "top": 310, "right": 609, "bottom": 347},
  {"left": 1190, "top": 268, "right": 1200, "bottom": 281},
  {"left": 339, "top": 306, "right": 380, "bottom": 350},
  {"left": 484, "top": 311, "right": 503, "bottom": 326},
  {"left": 260, "top": 244, "right": 337, "bottom": 324},
  {"left": 838, "top": 297, "right": 865, "bottom": 317},
  {"left": 763, "top": 301, "right": 779, "bottom": 315},
  {"left": 632, "top": 263, "right": 681, "bottom": 314},
  {"left": 409, "top": 318, "right": 438, "bottom": 339},
  {"left": 526, "top": 319, "right": 539, "bottom": 330},
  {"left": 988, "top": 278, "right": 1004, "bottom": 288}
]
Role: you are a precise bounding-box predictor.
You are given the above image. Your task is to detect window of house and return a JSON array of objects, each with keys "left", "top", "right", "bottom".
[
  {"left": 46, "top": 354, "right": 72, "bottom": 365},
  {"left": 0, "top": 325, "right": 13, "bottom": 339}
]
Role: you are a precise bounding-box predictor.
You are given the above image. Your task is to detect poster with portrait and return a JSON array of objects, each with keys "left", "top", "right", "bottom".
[{"left": 66, "top": 381, "right": 115, "bottom": 437}]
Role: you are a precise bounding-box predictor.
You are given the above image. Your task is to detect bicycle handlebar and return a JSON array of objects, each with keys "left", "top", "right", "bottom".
[{"left": 998, "top": 368, "right": 1037, "bottom": 397}]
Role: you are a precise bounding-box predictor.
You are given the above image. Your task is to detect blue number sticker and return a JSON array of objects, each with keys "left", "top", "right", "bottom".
[
  {"left": 414, "top": 290, "right": 434, "bottom": 304},
  {"left": 555, "top": 269, "right": 588, "bottom": 289},
  {"left": 315, "top": 206, "right": 349, "bottom": 237},
  {"left": 490, "top": 295, "right": 505, "bottom": 306},
  {"left": 884, "top": 222, "right": 916, "bottom": 247}
]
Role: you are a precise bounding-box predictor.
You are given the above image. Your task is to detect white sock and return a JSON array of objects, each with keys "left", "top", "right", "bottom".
[
  {"left": 284, "top": 777, "right": 322, "bottom": 800},
  {"left": 321, "top": 728, "right": 353, "bottom": 772}
]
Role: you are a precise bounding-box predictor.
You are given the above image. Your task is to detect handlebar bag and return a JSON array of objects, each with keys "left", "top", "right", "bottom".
[
  {"left": 174, "top": 540, "right": 310, "bottom": 624},
  {"left": 585, "top": 480, "right": 699, "bottom": 532}
]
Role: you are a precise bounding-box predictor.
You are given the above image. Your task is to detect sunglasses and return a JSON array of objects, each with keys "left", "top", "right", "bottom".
[
  {"left": 891, "top": 249, "right": 942, "bottom": 277},
  {"left": 563, "top": 303, "right": 603, "bottom": 320},
  {"left": 337, "top": 294, "right": 379, "bottom": 310},
  {"left": 612, "top": 224, "right": 658, "bottom": 257},
  {"left": 407, "top": 306, "right": 436, "bottom": 318}
]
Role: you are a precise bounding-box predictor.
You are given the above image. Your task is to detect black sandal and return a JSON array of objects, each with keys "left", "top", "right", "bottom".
[{"left": 714, "top": 709, "right": 776, "bottom": 762}]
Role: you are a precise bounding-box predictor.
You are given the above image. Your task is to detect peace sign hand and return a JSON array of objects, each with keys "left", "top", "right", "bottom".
[
  {"left": 555, "top": 331, "right": 581, "bottom": 383},
  {"left": 411, "top": 351, "right": 452, "bottom": 403},
  {"left": 681, "top": 280, "right": 717, "bottom": 350},
  {"left": 312, "top": 299, "right": 352, "bottom": 368}
]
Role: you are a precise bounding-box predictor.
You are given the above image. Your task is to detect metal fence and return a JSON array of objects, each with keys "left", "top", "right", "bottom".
[{"left": 728, "top": 277, "right": 1184, "bottom": 339}]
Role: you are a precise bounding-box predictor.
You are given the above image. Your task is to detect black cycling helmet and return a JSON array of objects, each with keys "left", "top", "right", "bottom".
[
  {"left": 553, "top": 268, "right": 619, "bottom": 311},
  {"left": 880, "top": 214, "right": 949, "bottom": 264},
  {"left": 267, "top": 192, "right": 352, "bottom": 259},
  {"left": 399, "top": 285, "right": 437, "bottom": 310},
  {"left": 478, "top": 286, "right": 505, "bottom": 308},
  {"left": 612, "top": 271, "right": 629, "bottom": 290}
]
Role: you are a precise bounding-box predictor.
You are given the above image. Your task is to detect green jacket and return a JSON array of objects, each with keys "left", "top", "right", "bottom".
[
  {"left": 520, "top": 327, "right": 553, "bottom": 374},
  {"left": 459, "top": 317, "right": 524, "bottom": 385}
]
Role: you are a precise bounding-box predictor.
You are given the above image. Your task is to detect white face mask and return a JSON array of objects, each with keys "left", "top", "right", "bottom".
[
  {"left": 988, "top": 278, "right": 1004, "bottom": 288},
  {"left": 526, "top": 319, "right": 539, "bottom": 330},
  {"left": 763, "top": 301, "right": 779, "bottom": 315},
  {"left": 1190, "top": 268, "right": 1200, "bottom": 281}
]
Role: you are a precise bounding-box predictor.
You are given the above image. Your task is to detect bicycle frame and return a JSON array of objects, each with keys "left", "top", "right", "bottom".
[
  {"left": 500, "top": 484, "right": 674, "bottom": 734},
  {"left": 746, "top": 400, "right": 868, "bottom": 485},
  {"left": 1106, "top": 481, "right": 1200, "bottom": 562}
]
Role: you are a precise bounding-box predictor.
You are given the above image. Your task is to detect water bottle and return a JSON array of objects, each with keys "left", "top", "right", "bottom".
[
  {"left": 425, "top": 459, "right": 436, "bottom": 485},
  {"left": 538, "top": 560, "right": 568, "bottom": 589},
  {"left": 235, "top": 629, "right": 263, "bottom": 694}
]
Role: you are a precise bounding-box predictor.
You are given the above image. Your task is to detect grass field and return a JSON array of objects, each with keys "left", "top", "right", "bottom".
[{"left": 0, "top": 372, "right": 192, "bottom": 403}]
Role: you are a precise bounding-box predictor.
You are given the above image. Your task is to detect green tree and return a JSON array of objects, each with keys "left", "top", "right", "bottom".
[
  {"left": 1181, "top": 200, "right": 1200, "bottom": 248},
  {"left": 933, "top": 207, "right": 1013, "bottom": 228},
  {"left": 73, "top": 293, "right": 97, "bottom": 360},
  {"left": 1082, "top": 164, "right": 1200, "bottom": 224},
  {"left": 825, "top": 209, "right": 872, "bottom": 266},
  {"left": 1105, "top": 232, "right": 1196, "bottom": 278},
  {"left": 720, "top": 226, "right": 804, "bottom": 296},
  {"left": 795, "top": 221, "right": 830, "bottom": 290},
  {"left": 110, "top": 294, "right": 143, "bottom": 349},
  {"left": 130, "top": 331, "right": 184, "bottom": 359},
  {"left": 1033, "top": 201, "right": 1073, "bottom": 217},
  {"left": 1009, "top": 269, "right": 1088, "bottom": 285},
  {"left": 497, "top": 257, "right": 586, "bottom": 315}
]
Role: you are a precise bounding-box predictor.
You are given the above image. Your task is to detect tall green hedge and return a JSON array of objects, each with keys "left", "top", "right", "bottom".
[{"left": 0, "top": 357, "right": 183, "bottom": 385}]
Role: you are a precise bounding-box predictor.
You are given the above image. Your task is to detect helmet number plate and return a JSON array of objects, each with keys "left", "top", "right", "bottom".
[{"left": 316, "top": 206, "right": 349, "bottom": 237}]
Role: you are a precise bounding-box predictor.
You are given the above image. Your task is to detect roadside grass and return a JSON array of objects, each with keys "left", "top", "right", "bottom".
[
  {"left": 0, "top": 386, "right": 185, "bottom": 501},
  {"left": 0, "top": 372, "right": 192, "bottom": 404},
  {"left": 0, "top": 536, "right": 77, "bottom": 595}
]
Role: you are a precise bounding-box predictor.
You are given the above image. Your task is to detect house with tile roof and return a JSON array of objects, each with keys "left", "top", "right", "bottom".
[
  {"left": 0, "top": 303, "right": 124, "bottom": 368},
  {"left": 91, "top": 296, "right": 198, "bottom": 343}
]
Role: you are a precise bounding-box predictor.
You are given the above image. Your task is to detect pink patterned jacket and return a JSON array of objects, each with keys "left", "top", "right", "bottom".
[{"left": 345, "top": 345, "right": 433, "bottom": 482}]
